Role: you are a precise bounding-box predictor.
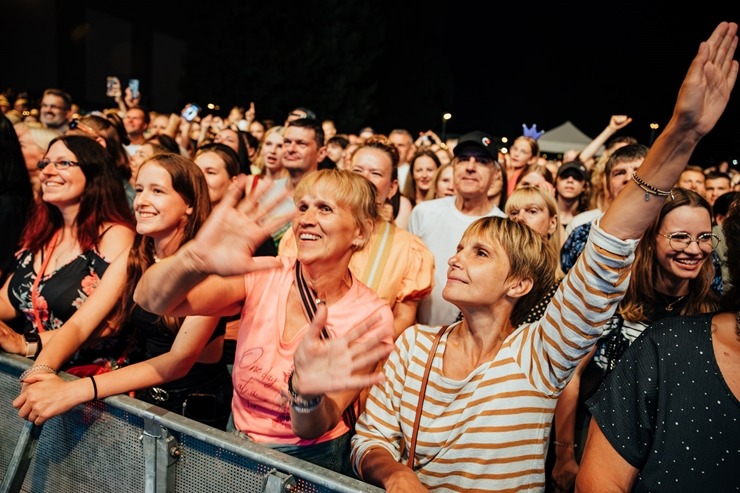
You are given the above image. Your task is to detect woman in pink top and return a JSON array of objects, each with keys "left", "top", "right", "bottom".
[{"left": 133, "top": 168, "right": 394, "bottom": 476}]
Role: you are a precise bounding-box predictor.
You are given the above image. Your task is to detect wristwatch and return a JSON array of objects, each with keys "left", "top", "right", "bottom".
[{"left": 24, "top": 332, "right": 41, "bottom": 358}]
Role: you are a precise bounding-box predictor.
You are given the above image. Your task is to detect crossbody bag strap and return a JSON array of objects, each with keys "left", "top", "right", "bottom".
[
  {"left": 294, "top": 260, "right": 328, "bottom": 338},
  {"left": 294, "top": 260, "right": 356, "bottom": 427},
  {"left": 407, "top": 324, "right": 448, "bottom": 469}
]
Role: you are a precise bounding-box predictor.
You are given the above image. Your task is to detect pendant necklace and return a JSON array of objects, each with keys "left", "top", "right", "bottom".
[{"left": 659, "top": 293, "right": 686, "bottom": 312}]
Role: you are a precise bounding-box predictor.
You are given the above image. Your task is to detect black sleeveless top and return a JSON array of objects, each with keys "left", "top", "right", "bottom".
[{"left": 128, "top": 305, "right": 228, "bottom": 391}]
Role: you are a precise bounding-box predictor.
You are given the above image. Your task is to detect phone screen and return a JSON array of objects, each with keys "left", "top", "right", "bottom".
[
  {"left": 128, "top": 79, "right": 140, "bottom": 99},
  {"left": 106, "top": 76, "right": 119, "bottom": 97},
  {"left": 182, "top": 105, "right": 200, "bottom": 122}
]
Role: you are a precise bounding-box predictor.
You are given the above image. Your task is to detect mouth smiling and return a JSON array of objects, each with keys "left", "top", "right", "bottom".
[{"left": 299, "top": 232, "right": 321, "bottom": 241}]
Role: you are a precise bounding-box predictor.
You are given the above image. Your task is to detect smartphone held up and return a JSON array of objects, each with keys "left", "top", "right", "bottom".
[
  {"left": 106, "top": 76, "right": 120, "bottom": 97},
  {"left": 182, "top": 104, "right": 201, "bottom": 122},
  {"left": 128, "top": 79, "right": 140, "bottom": 99}
]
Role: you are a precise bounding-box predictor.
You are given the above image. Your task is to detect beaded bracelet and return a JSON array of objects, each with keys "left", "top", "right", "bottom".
[
  {"left": 19, "top": 365, "right": 57, "bottom": 381},
  {"left": 287, "top": 369, "right": 324, "bottom": 414},
  {"left": 631, "top": 172, "right": 674, "bottom": 201}
]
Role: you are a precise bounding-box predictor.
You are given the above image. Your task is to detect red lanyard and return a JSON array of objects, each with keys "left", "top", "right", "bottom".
[{"left": 30, "top": 231, "right": 60, "bottom": 333}]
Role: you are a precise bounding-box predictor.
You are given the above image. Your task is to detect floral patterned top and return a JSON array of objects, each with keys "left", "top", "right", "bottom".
[{"left": 7, "top": 247, "right": 130, "bottom": 367}]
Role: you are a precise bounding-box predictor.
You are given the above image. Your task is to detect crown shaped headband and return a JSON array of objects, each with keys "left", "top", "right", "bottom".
[{"left": 522, "top": 123, "right": 545, "bottom": 140}]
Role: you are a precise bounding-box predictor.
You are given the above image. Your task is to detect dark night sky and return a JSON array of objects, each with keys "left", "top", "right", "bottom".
[{"left": 6, "top": 1, "right": 740, "bottom": 166}]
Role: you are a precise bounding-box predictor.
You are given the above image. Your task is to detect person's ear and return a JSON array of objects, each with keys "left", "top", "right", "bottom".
[
  {"left": 547, "top": 215, "right": 558, "bottom": 237},
  {"left": 506, "top": 277, "right": 533, "bottom": 299},
  {"left": 388, "top": 178, "right": 399, "bottom": 199},
  {"left": 352, "top": 218, "right": 374, "bottom": 249}
]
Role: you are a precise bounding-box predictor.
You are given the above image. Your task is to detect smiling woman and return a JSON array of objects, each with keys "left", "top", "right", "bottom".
[
  {"left": 13, "top": 153, "right": 235, "bottom": 430},
  {"left": 0, "top": 135, "right": 135, "bottom": 370},
  {"left": 131, "top": 168, "right": 394, "bottom": 476}
]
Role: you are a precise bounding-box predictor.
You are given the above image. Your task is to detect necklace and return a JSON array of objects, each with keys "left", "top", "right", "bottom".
[{"left": 658, "top": 292, "right": 686, "bottom": 312}]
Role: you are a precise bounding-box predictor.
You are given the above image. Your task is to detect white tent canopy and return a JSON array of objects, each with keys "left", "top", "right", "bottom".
[{"left": 537, "top": 121, "right": 594, "bottom": 155}]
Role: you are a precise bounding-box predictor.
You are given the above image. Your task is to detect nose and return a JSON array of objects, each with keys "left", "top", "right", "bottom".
[
  {"left": 298, "top": 206, "right": 317, "bottom": 224},
  {"left": 683, "top": 239, "right": 704, "bottom": 255},
  {"left": 447, "top": 251, "right": 462, "bottom": 269},
  {"left": 461, "top": 158, "right": 476, "bottom": 171}
]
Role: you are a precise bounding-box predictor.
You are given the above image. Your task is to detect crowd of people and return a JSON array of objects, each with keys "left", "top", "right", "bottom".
[{"left": 1, "top": 20, "right": 739, "bottom": 492}]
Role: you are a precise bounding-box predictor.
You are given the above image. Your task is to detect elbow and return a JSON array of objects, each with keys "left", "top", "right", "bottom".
[{"left": 133, "top": 285, "right": 165, "bottom": 315}]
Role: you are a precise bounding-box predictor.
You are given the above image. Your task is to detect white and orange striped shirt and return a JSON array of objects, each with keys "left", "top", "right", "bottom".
[{"left": 351, "top": 221, "right": 638, "bottom": 492}]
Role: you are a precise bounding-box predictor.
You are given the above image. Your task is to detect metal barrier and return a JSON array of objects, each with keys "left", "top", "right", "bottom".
[{"left": 0, "top": 353, "right": 384, "bottom": 493}]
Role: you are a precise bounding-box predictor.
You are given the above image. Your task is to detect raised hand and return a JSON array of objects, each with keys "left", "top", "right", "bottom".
[
  {"left": 245, "top": 102, "right": 256, "bottom": 124},
  {"left": 292, "top": 302, "right": 392, "bottom": 397},
  {"left": 608, "top": 115, "right": 632, "bottom": 131},
  {"left": 673, "top": 21, "right": 738, "bottom": 137},
  {"left": 185, "top": 175, "right": 295, "bottom": 277}
]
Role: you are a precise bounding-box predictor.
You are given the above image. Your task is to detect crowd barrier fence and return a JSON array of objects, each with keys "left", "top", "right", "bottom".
[{"left": 0, "top": 353, "right": 384, "bottom": 493}]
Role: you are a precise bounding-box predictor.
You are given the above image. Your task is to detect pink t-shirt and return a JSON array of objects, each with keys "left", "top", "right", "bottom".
[{"left": 231, "top": 256, "right": 394, "bottom": 445}]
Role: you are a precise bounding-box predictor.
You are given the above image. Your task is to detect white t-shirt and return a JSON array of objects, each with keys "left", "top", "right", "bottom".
[{"left": 408, "top": 196, "right": 506, "bottom": 325}]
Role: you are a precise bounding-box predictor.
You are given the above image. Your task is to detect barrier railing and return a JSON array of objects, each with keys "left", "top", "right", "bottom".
[{"left": 0, "top": 353, "right": 383, "bottom": 493}]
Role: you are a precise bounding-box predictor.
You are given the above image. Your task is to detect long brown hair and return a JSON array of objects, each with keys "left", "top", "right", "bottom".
[
  {"left": 619, "top": 188, "right": 719, "bottom": 322},
  {"left": 108, "top": 153, "right": 212, "bottom": 331},
  {"left": 21, "top": 135, "right": 134, "bottom": 253}
]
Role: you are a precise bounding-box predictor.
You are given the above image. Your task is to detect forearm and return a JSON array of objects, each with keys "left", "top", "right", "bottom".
[
  {"left": 35, "top": 323, "right": 94, "bottom": 370},
  {"left": 578, "top": 126, "right": 617, "bottom": 164},
  {"left": 164, "top": 114, "right": 181, "bottom": 138},
  {"left": 133, "top": 242, "right": 208, "bottom": 315},
  {"left": 391, "top": 300, "right": 418, "bottom": 340},
  {"left": 290, "top": 392, "right": 347, "bottom": 439},
  {"left": 359, "top": 447, "right": 424, "bottom": 490},
  {"left": 554, "top": 377, "right": 579, "bottom": 448},
  {"left": 600, "top": 123, "right": 698, "bottom": 240}
]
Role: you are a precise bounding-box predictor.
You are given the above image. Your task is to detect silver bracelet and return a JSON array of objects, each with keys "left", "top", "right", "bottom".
[
  {"left": 291, "top": 394, "right": 324, "bottom": 414},
  {"left": 287, "top": 369, "right": 324, "bottom": 413},
  {"left": 19, "top": 364, "right": 57, "bottom": 381}
]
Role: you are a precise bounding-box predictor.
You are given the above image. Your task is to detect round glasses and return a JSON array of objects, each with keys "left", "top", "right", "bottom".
[{"left": 656, "top": 231, "right": 719, "bottom": 253}]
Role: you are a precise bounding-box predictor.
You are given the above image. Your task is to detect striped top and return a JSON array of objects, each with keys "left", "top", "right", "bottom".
[{"left": 351, "top": 221, "right": 638, "bottom": 492}]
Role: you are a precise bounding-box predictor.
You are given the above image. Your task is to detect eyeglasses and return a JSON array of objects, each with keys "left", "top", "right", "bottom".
[
  {"left": 656, "top": 231, "right": 719, "bottom": 252},
  {"left": 69, "top": 118, "right": 99, "bottom": 139},
  {"left": 37, "top": 159, "right": 80, "bottom": 171},
  {"left": 455, "top": 154, "right": 497, "bottom": 167}
]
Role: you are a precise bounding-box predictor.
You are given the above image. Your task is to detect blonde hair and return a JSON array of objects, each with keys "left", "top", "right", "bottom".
[
  {"left": 15, "top": 122, "right": 61, "bottom": 151},
  {"left": 461, "top": 216, "right": 557, "bottom": 326},
  {"left": 505, "top": 186, "right": 564, "bottom": 260},
  {"left": 253, "top": 125, "right": 285, "bottom": 175},
  {"left": 294, "top": 169, "right": 378, "bottom": 250}
]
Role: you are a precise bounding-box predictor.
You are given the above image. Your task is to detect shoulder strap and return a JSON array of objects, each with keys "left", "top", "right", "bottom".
[
  {"left": 99, "top": 224, "right": 114, "bottom": 239},
  {"left": 294, "top": 259, "right": 356, "bottom": 428},
  {"left": 360, "top": 220, "right": 395, "bottom": 291},
  {"left": 294, "top": 260, "right": 329, "bottom": 339},
  {"left": 407, "top": 324, "right": 448, "bottom": 469}
]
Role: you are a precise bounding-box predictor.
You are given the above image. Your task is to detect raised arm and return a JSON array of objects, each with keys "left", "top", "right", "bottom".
[
  {"left": 134, "top": 175, "right": 294, "bottom": 316},
  {"left": 577, "top": 115, "right": 632, "bottom": 169},
  {"left": 600, "top": 22, "right": 738, "bottom": 241}
]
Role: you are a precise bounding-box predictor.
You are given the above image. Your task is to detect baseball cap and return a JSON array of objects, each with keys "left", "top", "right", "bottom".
[
  {"left": 453, "top": 131, "right": 499, "bottom": 163},
  {"left": 557, "top": 160, "right": 588, "bottom": 181}
]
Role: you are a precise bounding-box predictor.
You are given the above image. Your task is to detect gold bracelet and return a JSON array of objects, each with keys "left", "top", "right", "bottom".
[{"left": 631, "top": 172, "right": 674, "bottom": 201}]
